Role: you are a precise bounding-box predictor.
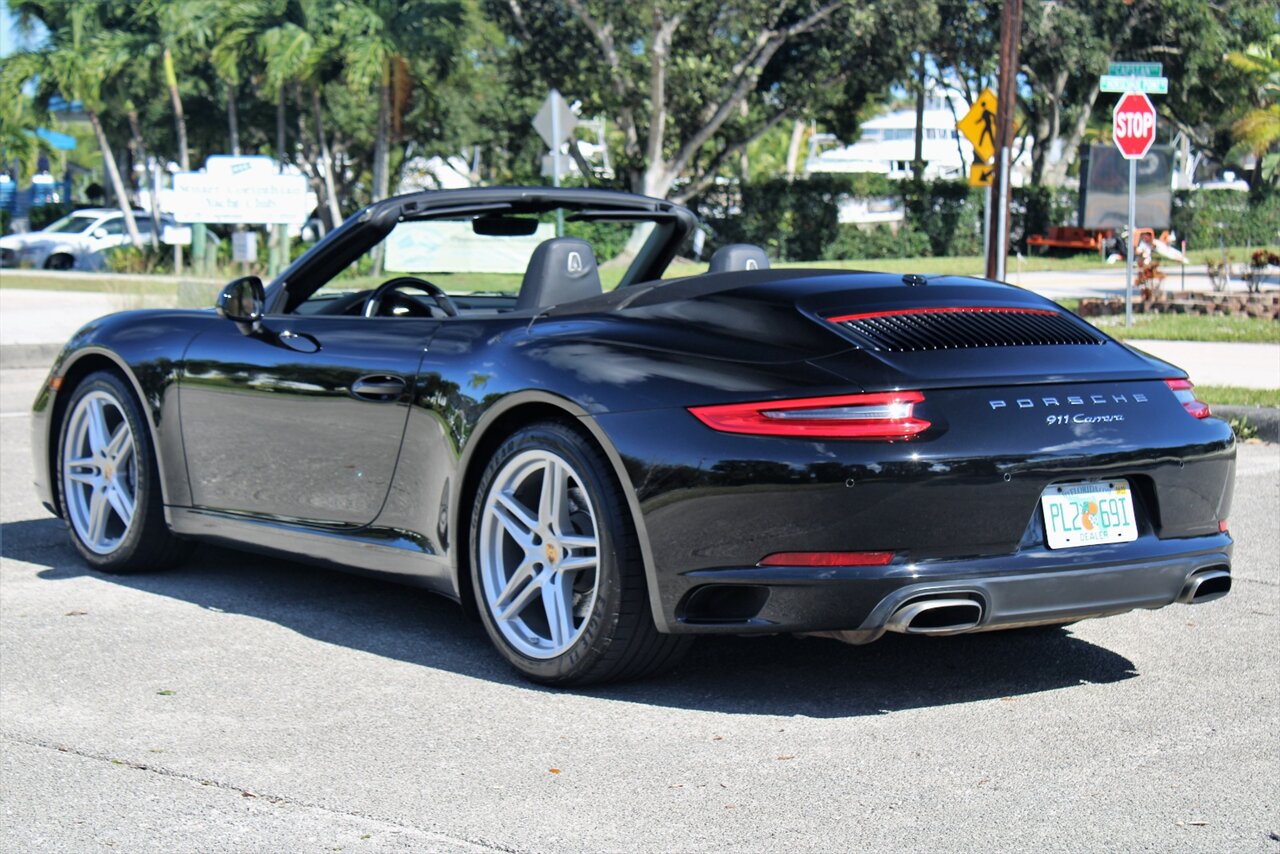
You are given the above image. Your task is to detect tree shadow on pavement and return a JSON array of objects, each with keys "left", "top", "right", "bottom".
[{"left": 4, "top": 516, "right": 1138, "bottom": 718}]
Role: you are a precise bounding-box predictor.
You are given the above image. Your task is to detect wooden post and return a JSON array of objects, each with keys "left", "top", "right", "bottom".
[{"left": 985, "top": 0, "right": 1023, "bottom": 281}]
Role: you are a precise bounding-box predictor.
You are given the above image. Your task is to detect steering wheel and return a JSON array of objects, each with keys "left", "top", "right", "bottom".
[{"left": 363, "top": 276, "right": 459, "bottom": 318}]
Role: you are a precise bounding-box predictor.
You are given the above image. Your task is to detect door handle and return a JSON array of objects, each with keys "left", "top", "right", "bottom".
[{"left": 351, "top": 375, "right": 406, "bottom": 402}]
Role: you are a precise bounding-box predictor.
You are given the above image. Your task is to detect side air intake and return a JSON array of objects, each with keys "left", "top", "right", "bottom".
[{"left": 826, "top": 307, "right": 1104, "bottom": 353}]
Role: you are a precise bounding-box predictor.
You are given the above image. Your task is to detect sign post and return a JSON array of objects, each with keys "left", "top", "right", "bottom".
[
  {"left": 1112, "top": 92, "right": 1158, "bottom": 328},
  {"left": 957, "top": 89, "right": 998, "bottom": 275},
  {"left": 532, "top": 89, "right": 578, "bottom": 236}
]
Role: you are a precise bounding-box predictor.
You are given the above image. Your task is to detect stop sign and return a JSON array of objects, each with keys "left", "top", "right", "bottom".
[{"left": 1113, "top": 92, "right": 1157, "bottom": 160}]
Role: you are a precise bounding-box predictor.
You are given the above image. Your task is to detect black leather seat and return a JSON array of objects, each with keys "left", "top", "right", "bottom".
[
  {"left": 708, "top": 243, "right": 770, "bottom": 273},
  {"left": 515, "top": 237, "right": 602, "bottom": 310}
]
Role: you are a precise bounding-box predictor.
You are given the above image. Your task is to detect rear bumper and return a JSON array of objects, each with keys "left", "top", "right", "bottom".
[{"left": 663, "top": 533, "right": 1232, "bottom": 638}]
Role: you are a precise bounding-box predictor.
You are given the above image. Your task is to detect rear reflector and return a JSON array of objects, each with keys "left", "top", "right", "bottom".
[
  {"left": 826, "top": 306, "right": 1061, "bottom": 323},
  {"left": 1165, "top": 379, "right": 1211, "bottom": 419},
  {"left": 689, "top": 392, "right": 929, "bottom": 440},
  {"left": 1219, "top": 519, "right": 1229, "bottom": 533},
  {"left": 759, "top": 551, "right": 894, "bottom": 567}
]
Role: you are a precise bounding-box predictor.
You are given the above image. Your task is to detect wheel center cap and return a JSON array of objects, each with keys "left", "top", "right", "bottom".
[
  {"left": 544, "top": 542, "right": 559, "bottom": 564},
  {"left": 103, "top": 462, "right": 114, "bottom": 480}
]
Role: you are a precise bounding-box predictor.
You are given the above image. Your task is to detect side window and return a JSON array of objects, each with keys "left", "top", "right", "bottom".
[{"left": 97, "top": 218, "right": 125, "bottom": 236}]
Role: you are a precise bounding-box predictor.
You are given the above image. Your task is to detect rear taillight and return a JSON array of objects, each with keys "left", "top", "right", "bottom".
[
  {"left": 759, "top": 551, "right": 894, "bottom": 567},
  {"left": 688, "top": 392, "right": 929, "bottom": 440},
  {"left": 1165, "top": 379, "right": 1211, "bottom": 419}
]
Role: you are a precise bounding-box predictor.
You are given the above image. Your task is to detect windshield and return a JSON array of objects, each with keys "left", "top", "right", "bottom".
[
  {"left": 314, "top": 217, "right": 635, "bottom": 297},
  {"left": 42, "top": 214, "right": 100, "bottom": 235}
]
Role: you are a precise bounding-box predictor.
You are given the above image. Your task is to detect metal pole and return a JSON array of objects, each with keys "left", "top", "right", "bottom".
[
  {"left": 551, "top": 90, "right": 564, "bottom": 237},
  {"left": 982, "top": 184, "right": 992, "bottom": 268},
  {"left": 1125, "top": 158, "right": 1135, "bottom": 328},
  {"left": 996, "top": 147, "right": 1010, "bottom": 281}
]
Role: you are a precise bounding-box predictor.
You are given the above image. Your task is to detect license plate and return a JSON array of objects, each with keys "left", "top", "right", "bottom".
[{"left": 1040, "top": 480, "right": 1138, "bottom": 549}]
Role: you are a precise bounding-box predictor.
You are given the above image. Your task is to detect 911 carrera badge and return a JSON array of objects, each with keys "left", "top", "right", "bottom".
[{"left": 988, "top": 392, "right": 1149, "bottom": 410}]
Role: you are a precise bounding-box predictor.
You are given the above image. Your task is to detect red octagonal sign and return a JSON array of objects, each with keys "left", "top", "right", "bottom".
[{"left": 1113, "top": 92, "right": 1157, "bottom": 160}]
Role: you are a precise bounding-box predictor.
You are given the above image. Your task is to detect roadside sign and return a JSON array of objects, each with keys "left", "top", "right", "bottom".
[
  {"left": 968, "top": 162, "right": 994, "bottom": 187},
  {"left": 532, "top": 89, "right": 577, "bottom": 148},
  {"left": 159, "top": 157, "right": 315, "bottom": 225},
  {"left": 1108, "top": 62, "right": 1162, "bottom": 78},
  {"left": 956, "top": 89, "right": 998, "bottom": 163},
  {"left": 1100, "top": 75, "right": 1169, "bottom": 95},
  {"left": 231, "top": 230, "right": 258, "bottom": 262},
  {"left": 1113, "top": 92, "right": 1157, "bottom": 160}
]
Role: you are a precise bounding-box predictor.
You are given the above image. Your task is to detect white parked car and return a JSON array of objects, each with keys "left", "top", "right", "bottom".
[{"left": 0, "top": 209, "right": 172, "bottom": 271}]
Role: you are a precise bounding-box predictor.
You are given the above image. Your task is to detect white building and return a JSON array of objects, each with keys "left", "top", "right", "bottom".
[{"left": 806, "top": 93, "right": 1033, "bottom": 184}]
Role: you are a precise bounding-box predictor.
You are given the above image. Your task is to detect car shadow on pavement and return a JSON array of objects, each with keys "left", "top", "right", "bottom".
[{"left": 4, "top": 516, "right": 1138, "bottom": 718}]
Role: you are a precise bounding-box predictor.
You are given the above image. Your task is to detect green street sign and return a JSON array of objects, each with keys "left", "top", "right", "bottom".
[
  {"left": 1108, "top": 62, "right": 1163, "bottom": 78},
  {"left": 1100, "top": 75, "right": 1169, "bottom": 95}
]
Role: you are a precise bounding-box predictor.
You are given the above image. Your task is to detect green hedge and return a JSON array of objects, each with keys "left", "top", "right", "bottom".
[
  {"left": 705, "top": 176, "right": 1087, "bottom": 262},
  {"left": 1171, "top": 189, "right": 1280, "bottom": 248}
]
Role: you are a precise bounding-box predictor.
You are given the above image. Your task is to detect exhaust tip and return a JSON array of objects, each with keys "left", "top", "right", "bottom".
[
  {"left": 886, "top": 597, "right": 984, "bottom": 635},
  {"left": 1179, "top": 568, "right": 1232, "bottom": 605}
]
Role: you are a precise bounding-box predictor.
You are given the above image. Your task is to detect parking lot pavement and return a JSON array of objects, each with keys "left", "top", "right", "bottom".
[{"left": 2, "top": 366, "right": 1277, "bottom": 853}]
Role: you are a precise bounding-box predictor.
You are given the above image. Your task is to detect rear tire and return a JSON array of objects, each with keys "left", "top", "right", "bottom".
[
  {"left": 56, "top": 371, "right": 190, "bottom": 573},
  {"left": 44, "top": 253, "right": 74, "bottom": 270},
  {"left": 470, "top": 421, "right": 691, "bottom": 686}
]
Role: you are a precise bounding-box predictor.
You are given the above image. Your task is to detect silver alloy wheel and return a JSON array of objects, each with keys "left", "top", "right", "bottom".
[
  {"left": 478, "top": 449, "right": 601, "bottom": 659},
  {"left": 62, "top": 390, "right": 138, "bottom": 555}
]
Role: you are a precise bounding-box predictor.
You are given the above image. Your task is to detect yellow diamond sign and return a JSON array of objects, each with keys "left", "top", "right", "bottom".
[{"left": 957, "top": 89, "right": 998, "bottom": 164}]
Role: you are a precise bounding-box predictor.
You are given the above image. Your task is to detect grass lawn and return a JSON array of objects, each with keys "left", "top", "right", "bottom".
[
  {"left": 1194, "top": 386, "right": 1280, "bottom": 407},
  {"left": 1085, "top": 312, "right": 1279, "bottom": 344}
]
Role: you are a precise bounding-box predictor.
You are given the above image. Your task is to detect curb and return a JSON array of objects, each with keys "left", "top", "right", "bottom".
[
  {"left": 0, "top": 343, "right": 62, "bottom": 370},
  {"left": 1212, "top": 404, "right": 1280, "bottom": 444}
]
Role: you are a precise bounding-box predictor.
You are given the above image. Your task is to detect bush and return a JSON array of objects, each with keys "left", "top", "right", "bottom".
[
  {"left": 828, "top": 223, "right": 931, "bottom": 260},
  {"left": 1171, "top": 189, "right": 1280, "bottom": 248},
  {"left": 28, "top": 203, "right": 71, "bottom": 231},
  {"left": 1016, "top": 185, "right": 1080, "bottom": 249},
  {"left": 0, "top": 209, "right": 10, "bottom": 236},
  {"left": 103, "top": 244, "right": 175, "bottom": 275},
  {"left": 902, "top": 179, "right": 984, "bottom": 257}
]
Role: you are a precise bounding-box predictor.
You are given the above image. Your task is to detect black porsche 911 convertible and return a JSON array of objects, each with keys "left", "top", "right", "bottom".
[{"left": 30, "top": 187, "right": 1235, "bottom": 685}]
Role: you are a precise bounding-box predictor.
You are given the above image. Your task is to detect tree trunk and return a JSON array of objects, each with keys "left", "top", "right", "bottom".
[
  {"left": 311, "top": 85, "right": 343, "bottom": 226},
  {"left": 912, "top": 52, "right": 927, "bottom": 180},
  {"left": 163, "top": 48, "right": 190, "bottom": 171},
  {"left": 373, "top": 66, "right": 391, "bottom": 201},
  {"left": 784, "top": 119, "right": 806, "bottom": 180},
  {"left": 277, "top": 86, "right": 288, "bottom": 166},
  {"left": 1042, "top": 79, "right": 1100, "bottom": 187},
  {"left": 227, "top": 80, "right": 241, "bottom": 156},
  {"left": 88, "top": 109, "right": 143, "bottom": 250},
  {"left": 126, "top": 108, "right": 160, "bottom": 248}
]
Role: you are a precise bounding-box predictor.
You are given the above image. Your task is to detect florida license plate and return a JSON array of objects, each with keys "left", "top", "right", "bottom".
[{"left": 1041, "top": 480, "right": 1138, "bottom": 549}]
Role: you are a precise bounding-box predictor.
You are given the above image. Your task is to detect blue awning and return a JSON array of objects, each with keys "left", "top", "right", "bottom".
[{"left": 34, "top": 127, "right": 76, "bottom": 150}]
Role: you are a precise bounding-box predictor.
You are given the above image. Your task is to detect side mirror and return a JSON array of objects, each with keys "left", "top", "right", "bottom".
[
  {"left": 216, "top": 276, "right": 265, "bottom": 335},
  {"left": 92, "top": 227, "right": 109, "bottom": 239}
]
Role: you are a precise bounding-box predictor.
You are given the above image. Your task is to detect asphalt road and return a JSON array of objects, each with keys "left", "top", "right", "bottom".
[{"left": 2, "top": 366, "right": 1278, "bottom": 853}]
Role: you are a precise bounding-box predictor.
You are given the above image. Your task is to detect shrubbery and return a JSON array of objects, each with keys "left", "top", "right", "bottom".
[
  {"left": 1171, "top": 189, "right": 1280, "bottom": 248},
  {"left": 704, "top": 174, "right": 1276, "bottom": 262}
]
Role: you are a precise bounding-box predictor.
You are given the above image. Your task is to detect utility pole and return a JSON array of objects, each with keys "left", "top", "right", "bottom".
[{"left": 985, "top": 0, "right": 1023, "bottom": 281}]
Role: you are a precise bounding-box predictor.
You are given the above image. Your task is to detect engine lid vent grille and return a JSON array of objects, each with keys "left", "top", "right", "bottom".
[{"left": 826, "top": 307, "right": 1104, "bottom": 352}]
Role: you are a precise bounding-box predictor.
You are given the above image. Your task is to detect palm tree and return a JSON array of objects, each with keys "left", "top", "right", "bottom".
[
  {"left": 9, "top": 1, "right": 144, "bottom": 248},
  {"left": 258, "top": 0, "right": 344, "bottom": 226},
  {"left": 1227, "top": 36, "right": 1280, "bottom": 185},
  {"left": 334, "top": 0, "right": 463, "bottom": 203}
]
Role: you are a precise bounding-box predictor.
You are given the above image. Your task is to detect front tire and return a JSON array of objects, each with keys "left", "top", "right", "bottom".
[
  {"left": 57, "top": 371, "right": 190, "bottom": 573},
  {"left": 470, "top": 422, "right": 690, "bottom": 686}
]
